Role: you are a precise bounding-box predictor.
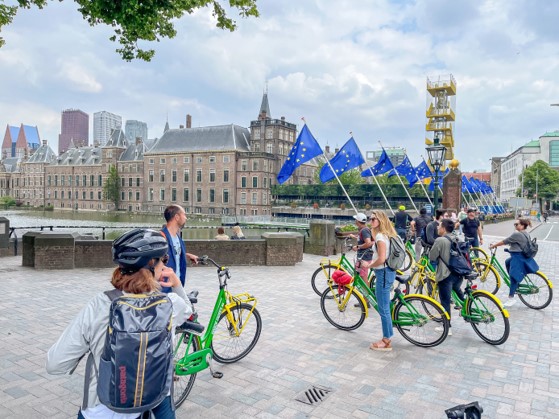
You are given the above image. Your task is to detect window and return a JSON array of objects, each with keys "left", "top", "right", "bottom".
[
  {"left": 183, "top": 157, "right": 190, "bottom": 163},
  {"left": 263, "top": 177, "right": 267, "bottom": 188},
  {"left": 61, "top": 176, "right": 65, "bottom": 186},
  {"left": 82, "top": 175, "right": 86, "bottom": 186},
  {"left": 68, "top": 175, "right": 73, "bottom": 185},
  {"left": 550, "top": 140, "right": 559, "bottom": 166},
  {"left": 160, "top": 158, "right": 166, "bottom": 164},
  {"left": 266, "top": 143, "right": 273, "bottom": 153},
  {"left": 159, "top": 170, "right": 165, "bottom": 182},
  {"left": 90, "top": 175, "right": 94, "bottom": 186},
  {"left": 209, "top": 170, "right": 216, "bottom": 182},
  {"left": 149, "top": 158, "right": 154, "bottom": 165},
  {"left": 223, "top": 170, "right": 229, "bottom": 182},
  {"left": 128, "top": 191, "right": 132, "bottom": 201},
  {"left": 196, "top": 156, "right": 203, "bottom": 163},
  {"left": 209, "top": 156, "right": 216, "bottom": 163},
  {"left": 196, "top": 189, "right": 202, "bottom": 202},
  {"left": 196, "top": 169, "right": 202, "bottom": 182},
  {"left": 240, "top": 192, "right": 246, "bottom": 204},
  {"left": 209, "top": 189, "right": 215, "bottom": 203},
  {"left": 149, "top": 170, "right": 154, "bottom": 182},
  {"left": 263, "top": 192, "right": 267, "bottom": 205},
  {"left": 136, "top": 177, "right": 141, "bottom": 187},
  {"left": 128, "top": 178, "right": 132, "bottom": 187},
  {"left": 82, "top": 191, "right": 86, "bottom": 200},
  {"left": 54, "top": 190, "right": 58, "bottom": 199},
  {"left": 160, "top": 189, "right": 165, "bottom": 201},
  {"left": 172, "top": 157, "right": 177, "bottom": 164},
  {"left": 136, "top": 191, "right": 140, "bottom": 201},
  {"left": 76, "top": 176, "right": 79, "bottom": 186},
  {"left": 171, "top": 188, "right": 177, "bottom": 202},
  {"left": 184, "top": 169, "right": 189, "bottom": 182},
  {"left": 98, "top": 191, "right": 102, "bottom": 200},
  {"left": 183, "top": 188, "right": 189, "bottom": 202},
  {"left": 252, "top": 161, "right": 258, "bottom": 171},
  {"left": 223, "top": 189, "right": 229, "bottom": 203},
  {"left": 172, "top": 170, "right": 177, "bottom": 182},
  {"left": 241, "top": 160, "right": 248, "bottom": 171},
  {"left": 121, "top": 191, "right": 125, "bottom": 201},
  {"left": 61, "top": 190, "right": 65, "bottom": 199},
  {"left": 121, "top": 178, "right": 125, "bottom": 187},
  {"left": 253, "top": 129, "right": 260, "bottom": 140},
  {"left": 223, "top": 155, "right": 230, "bottom": 163},
  {"left": 266, "top": 127, "right": 273, "bottom": 139},
  {"left": 148, "top": 188, "right": 154, "bottom": 201},
  {"left": 252, "top": 192, "right": 257, "bottom": 204},
  {"left": 241, "top": 177, "right": 247, "bottom": 188},
  {"left": 252, "top": 176, "right": 258, "bottom": 188},
  {"left": 253, "top": 142, "right": 260, "bottom": 151},
  {"left": 98, "top": 175, "right": 102, "bottom": 186}
]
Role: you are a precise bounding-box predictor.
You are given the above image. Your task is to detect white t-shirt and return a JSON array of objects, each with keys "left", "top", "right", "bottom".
[{"left": 372, "top": 233, "right": 390, "bottom": 265}]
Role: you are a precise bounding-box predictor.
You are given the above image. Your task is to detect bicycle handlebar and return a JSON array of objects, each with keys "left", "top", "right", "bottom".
[{"left": 199, "top": 255, "right": 231, "bottom": 279}]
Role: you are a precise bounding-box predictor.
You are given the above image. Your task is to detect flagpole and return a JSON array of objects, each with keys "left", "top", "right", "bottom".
[
  {"left": 358, "top": 148, "right": 395, "bottom": 215},
  {"left": 415, "top": 160, "right": 433, "bottom": 205},
  {"left": 379, "top": 143, "right": 418, "bottom": 212}
]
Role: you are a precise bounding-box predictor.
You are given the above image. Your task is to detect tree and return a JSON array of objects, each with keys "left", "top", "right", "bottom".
[
  {"left": 1, "top": 0, "right": 259, "bottom": 61},
  {"left": 518, "top": 160, "right": 559, "bottom": 210},
  {"left": 313, "top": 162, "right": 365, "bottom": 185},
  {"left": 103, "top": 165, "right": 120, "bottom": 209}
]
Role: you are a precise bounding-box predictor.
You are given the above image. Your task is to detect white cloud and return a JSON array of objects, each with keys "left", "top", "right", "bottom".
[{"left": 58, "top": 61, "right": 103, "bottom": 93}]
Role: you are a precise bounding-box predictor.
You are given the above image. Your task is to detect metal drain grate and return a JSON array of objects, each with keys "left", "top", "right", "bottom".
[{"left": 295, "top": 385, "right": 333, "bottom": 405}]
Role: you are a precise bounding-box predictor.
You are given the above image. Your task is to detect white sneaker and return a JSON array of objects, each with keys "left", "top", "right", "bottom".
[
  {"left": 435, "top": 326, "right": 452, "bottom": 336},
  {"left": 503, "top": 299, "right": 517, "bottom": 308}
]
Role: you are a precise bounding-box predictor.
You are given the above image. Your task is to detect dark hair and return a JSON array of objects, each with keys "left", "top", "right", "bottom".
[
  {"left": 420, "top": 207, "right": 427, "bottom": 215},
  {"left": 164, "top": 205, "right": 183, "bottom": 222},
  {"left": 467, "top": 208, "right": 475, "bottom": 214},
  {"left": 516, "top": 217, "right": 531, "bottom": 229},
  {"left": 441, "top": 218, "right": 455, "bottom": 233},
  {"left": 217, "top": 227, "right": 225, "bottom": 234},
  {"left": 435, "top": 209, "right": 446, "bottom": 220}
]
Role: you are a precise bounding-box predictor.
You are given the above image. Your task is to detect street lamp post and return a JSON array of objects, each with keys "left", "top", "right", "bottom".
[{"left": 426, "top": 136, "right": 447, "bottom": 210}]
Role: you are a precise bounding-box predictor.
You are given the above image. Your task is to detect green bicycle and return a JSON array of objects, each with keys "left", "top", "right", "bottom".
[
  {"left": 320, "top": 254, "right": 450, "bottom": 348},
  {"left": 474, "top": 248, "right": 553, "bottom": 309},
  {"left": 173, "top": 256, "right": 262, "bottom": 407}
]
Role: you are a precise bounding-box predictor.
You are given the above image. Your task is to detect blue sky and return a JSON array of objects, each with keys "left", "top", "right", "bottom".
[{"left": 2, "top": 0, "right": 559, "bottom": 170}]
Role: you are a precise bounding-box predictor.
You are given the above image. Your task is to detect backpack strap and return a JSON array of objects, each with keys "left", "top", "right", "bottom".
[{"left": 104, "top": 289, "right": 124, "bottom": 301}]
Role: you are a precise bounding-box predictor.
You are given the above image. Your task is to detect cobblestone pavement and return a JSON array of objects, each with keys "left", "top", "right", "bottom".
[{"left": 0, "top": 221, "right": 557, "bottom": 419}]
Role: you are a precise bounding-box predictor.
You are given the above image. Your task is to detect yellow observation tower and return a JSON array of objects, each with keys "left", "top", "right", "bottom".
[{"left": 425, "top": 74, "right": 456, "bottom": 161}]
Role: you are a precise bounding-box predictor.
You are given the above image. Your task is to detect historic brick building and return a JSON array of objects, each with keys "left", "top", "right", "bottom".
[{"left": 0, "top": 93, "right": 318, "bottom": 214}]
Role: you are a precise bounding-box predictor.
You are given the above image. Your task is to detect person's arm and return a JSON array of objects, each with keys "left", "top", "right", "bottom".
[
  {"left": 352, "top": 237, "right": 372, "bottom": 252},
  {"left": 429, "top": 239, "right": 442, "bottom": 263},
  {"left": 370, "top": 239, "right": 387, "bottom": 268},
  {"left": 186, "top": 252, "right": 198, "bottom": 264},
  {"left": 410, "top": 220, "right": 416, "bottom": 233},
  {"left": 159, "top": 267, "right": 193, "bottom": 319},
  {"left": 477, "top": 224, "right": 483, "bottom": 244}
]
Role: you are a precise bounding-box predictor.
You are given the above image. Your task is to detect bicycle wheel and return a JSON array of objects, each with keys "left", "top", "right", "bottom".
[
  {"left": 320, "top": 286, "right": 366, "bottom": 331},
  {"left": 393, "top": 295, "right": 449, "bottom": 347},
  {"left": 311, "top": 263, "right": 339, "bottom": 296},
  {"left": 212, "top": 303, "right": 262, "bottom": 364},
  {"left": 173, "top": 331, "right": 201, "bottom": 408},
  {"left": 466, "top": 292, "right": 510, "bottom": 345},
  {"left": 517, "top": 272, "right": 553, "bottom": 310},
  {"left": 417, "top": 276, "right": 439, "bottom": 301},
  {"left": 469, "top": 247, "right": 489, "bottom": 262},
  {"left": 472, "top": 261, "right": 501, "bottom": 294},
  {"left": 401, "top": 248, "right": 413, "bottom": 271}
]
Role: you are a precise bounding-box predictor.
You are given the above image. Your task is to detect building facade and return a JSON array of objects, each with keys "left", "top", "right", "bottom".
[
  {"left": 125, "top": 120, "right": 148, "bottom": 144},
  {"left": 59, "top": 109, "right": 89, "bottom": 154},
  {"left": 93, "top": 111, "right": 122, "bottom": 146},
  {"left": 2, "top": 124, "right": 40, "bottom": 159}
]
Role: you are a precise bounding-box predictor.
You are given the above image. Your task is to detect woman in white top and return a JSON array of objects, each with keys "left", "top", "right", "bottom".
[{"left": 363, "top": 210, "right": 398, "bottom": 351}]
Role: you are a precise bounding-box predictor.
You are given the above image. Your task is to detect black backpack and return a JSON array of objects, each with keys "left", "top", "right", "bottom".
[
  {"left": 92, "top": 290, "right": 174, "bottom": 413},
  {"left": 441, "top": 236, "right": 473, "bottom": 276},
  {"left": 521, "top": 231, "right": 538, "bottom": 259}
]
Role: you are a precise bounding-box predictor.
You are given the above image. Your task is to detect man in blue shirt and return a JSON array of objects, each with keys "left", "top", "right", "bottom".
[{"left": 161, "top": 205, "right": 199, "bottom": 292}]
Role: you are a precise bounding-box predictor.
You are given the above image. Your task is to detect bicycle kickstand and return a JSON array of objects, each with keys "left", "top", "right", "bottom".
[{"left": 209, "top": 357, "right": 223, "bottom": 379}]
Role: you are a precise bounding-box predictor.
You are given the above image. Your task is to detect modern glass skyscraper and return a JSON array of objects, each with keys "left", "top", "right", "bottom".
[
  {"left": 93, "top": 111, "right": 122, "bottom": 146},
  {"left": 59, "top": 109, "right": 89, "bottom": 154},
  {"left": 125, "top": 120, "right": 148, "bottom": 143}
]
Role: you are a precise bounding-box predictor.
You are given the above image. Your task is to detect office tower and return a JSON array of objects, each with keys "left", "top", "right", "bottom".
[
  {"left": 59, "top": 109, "right": 89, "bottom": 154},
  {"left": 93, "top": 111, "right": 122, "bottom": 146},
  {"left": 125, "top": 120, "right": 148, "bottom": 143}
]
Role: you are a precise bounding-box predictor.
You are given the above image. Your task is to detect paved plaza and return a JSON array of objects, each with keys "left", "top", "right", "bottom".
[{"left": 0, "top": 220, "right": 558, "bottom": 418}]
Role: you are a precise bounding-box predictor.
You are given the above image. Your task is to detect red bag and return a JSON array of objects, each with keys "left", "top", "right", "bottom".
[{"left": 332, "top": 270, "right": 353, "bottom": 285}]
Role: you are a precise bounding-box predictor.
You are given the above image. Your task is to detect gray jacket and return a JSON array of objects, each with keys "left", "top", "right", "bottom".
[
  {"left": 429, "top": 234, "right": 455, "bottom": 282},
  {"left": 46, "top": 286, "right": 191, "bottom": 410}
]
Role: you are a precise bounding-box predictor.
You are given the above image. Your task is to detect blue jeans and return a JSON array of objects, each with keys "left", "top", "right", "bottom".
[
  {"left": 374, "top": 267, "right": 396, "bottom": 339},
  {"left": 505, "top": 257, "right": 521, "bottom": 297},
  {"left": 437, "top": 273, "right": 464, "bottom": 326},
  {"left": 78, "top": 396, "right": 175, "bottom": 419},
  {"left": 396, "top": 228, "right": 407, "bottom": 241}
]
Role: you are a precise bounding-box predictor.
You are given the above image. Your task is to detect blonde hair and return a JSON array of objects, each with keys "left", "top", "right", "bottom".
[
  {"left": 232, "top": 225, "right": 244, "bottom": 237},
  {"left": 370, "top": 210, "right": 397, "bottom": 238},
  {"left": 111, "top": 259, "right": 161, "bottom": 293}
]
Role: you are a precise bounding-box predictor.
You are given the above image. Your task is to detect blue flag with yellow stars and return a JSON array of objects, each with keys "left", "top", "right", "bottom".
[
  {"left": 277, "top": 124, "right": 323, "bottom": 184},
  {"left": 320, "top": 137, "right": 365, "bottom": 183}
]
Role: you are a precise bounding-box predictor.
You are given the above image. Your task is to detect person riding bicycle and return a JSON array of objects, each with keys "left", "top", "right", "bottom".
[
  {"left": 394, "top": 205, "right": 412, "bottom": 241},
  {"left": 410, "top": 207, "right": 432, "bottom": 261},
  {"left": 350, "top": 213, "right": 374, "bottom": 281},
  {"left": 46, "top": 229, "right": 192, "bottom": 419},
  {"left": 429, "top": 219, "right": 465, "bottom": 336},
  {"left": 489, "top": 218, "right": 539, "bottom": 307}
]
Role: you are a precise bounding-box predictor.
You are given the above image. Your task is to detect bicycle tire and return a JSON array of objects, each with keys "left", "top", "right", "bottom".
[
  {"left": 517, "top": 272, "right": 553, "bottom": 310},
  {"left": 311, "top": 263, "right": 339, "bottom": 296},
  {"left": 401, "top": 248, "right": 413, "bottom": 272},
  {"left": 469, "top": 247, "right": 489, "bottom": 262},
  {"left": 472, "top": 261, "right": 501, "bottom": 294},
  {"left": 393, "top": 295, "right": 449, "bottom": 347},
  {"left": 466, "top": 292, "right": 510, "bottom": 345},
  {"left": 211, "top": 303, "right": 262, "bottom": 364},
  {"left": 320, "top": 286, "right": 366, "bottom": 331},
  {"left": 417, "top": 276, "right": 438, "bottom": 301},
  {"left": 173, "top": 331, "right": 201, "bottom": 408}
]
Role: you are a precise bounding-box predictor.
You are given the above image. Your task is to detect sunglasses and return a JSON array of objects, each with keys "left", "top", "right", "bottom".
[
  {"left": 370, "top": 216, "right": 378, "bottom": 221},
  {"left": 161, "top": 254, "right": 170, "bottom": 264},
  {"left": 514, "top": 223, "right": 520, "bottom": 226}
]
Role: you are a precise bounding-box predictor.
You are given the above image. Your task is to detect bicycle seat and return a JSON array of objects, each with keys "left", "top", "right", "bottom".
[
  {"left": 465, "top": 272, "right": 479, "bottom": 281},
  {"left": 176, "top": 320, "right": 205, "bottom": 335},
  {"left": 188, "top": 290, "right": 199, "bottom": 304},
  {"left": 395, "top": 275, "right": 410, "bottom": 284}
]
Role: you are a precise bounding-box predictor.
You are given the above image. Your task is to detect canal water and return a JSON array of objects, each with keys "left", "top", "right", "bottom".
[{"left": 1, "top": 210, "right": 309, "bottom": 240}]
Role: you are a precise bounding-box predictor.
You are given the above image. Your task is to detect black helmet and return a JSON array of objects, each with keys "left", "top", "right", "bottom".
[{"left": 112, "top": 228, "right": 168, "bottom": 272}]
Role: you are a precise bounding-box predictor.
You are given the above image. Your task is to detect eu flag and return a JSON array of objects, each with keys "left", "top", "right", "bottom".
[
  {"left": 319, "top": 137, "right": 365, "bottom": 183},
  {"left": 394, "top": 156, "right": 417, "bottom": 186},
  {"left": 361, "top": 149, "right": 394, "bottom": 177},
  {"left": 415, "top": 160, "right": 433, "bottom": 180},
  {"left": 277, "top": 124, "right": 323, "bottom": 184}
]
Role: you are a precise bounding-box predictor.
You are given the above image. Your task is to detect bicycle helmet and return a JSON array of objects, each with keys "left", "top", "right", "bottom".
[{"left": 112, "top": 228, "right": 168, "bottom": 273}]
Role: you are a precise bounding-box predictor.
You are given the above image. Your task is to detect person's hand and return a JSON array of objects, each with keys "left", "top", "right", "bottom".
[
  {"left": 489, "top": 243, "right": 496, "bottom": 249},
  {"left": 352, "top": 245, "right": 358, "bottom": 251},
  {"left": 158, "top": 267, "right": 181, "bottom": 288},
  {"left": 188, "top": 254, "right": 199, "bottom": 264},
  {"left": 479, "top": 238, "right": 483, "bottom": 244}
]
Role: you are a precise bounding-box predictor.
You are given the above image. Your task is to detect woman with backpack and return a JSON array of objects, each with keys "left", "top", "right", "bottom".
[
  {"left": 362, "top": 210, "right": 398, "bottom": 351},
  {"left": 489, "top": 218, "right": 539, "bottom": 307},
  {"left": 47, "top": 229, "right": 192, "bottom": 418}
]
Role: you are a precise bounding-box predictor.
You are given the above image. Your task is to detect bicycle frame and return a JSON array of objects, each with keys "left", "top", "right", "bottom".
[
  {"left": 487, "top": 250, "right": 553, "bottom": 293},
  {"left": 318, "top": 252, "right": 375, "bottom": 282},
  {"left": 174, "top": 273, "right": 258, "bottom": 376},
  {"left": 450, "top": 281, "right": 509, "bottom": 323}
]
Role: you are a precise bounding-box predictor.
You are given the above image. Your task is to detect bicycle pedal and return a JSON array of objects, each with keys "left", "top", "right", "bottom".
[{"left": 212, "top": 371, "right": 224, "bottom": 379}]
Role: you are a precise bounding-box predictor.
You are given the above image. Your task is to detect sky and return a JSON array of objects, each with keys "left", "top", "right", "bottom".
[{"left": 2, "top": 0, "right": 559, "bottom": 171}]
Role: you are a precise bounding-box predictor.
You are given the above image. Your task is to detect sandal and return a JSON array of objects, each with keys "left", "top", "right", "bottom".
[{"left": 370, "top": 338, "right": 392, "bottom": 351}]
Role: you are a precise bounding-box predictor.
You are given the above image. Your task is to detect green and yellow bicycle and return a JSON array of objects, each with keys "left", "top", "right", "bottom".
[{"left": 173, "top": 256, "right": 262, "bottom": 407}]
